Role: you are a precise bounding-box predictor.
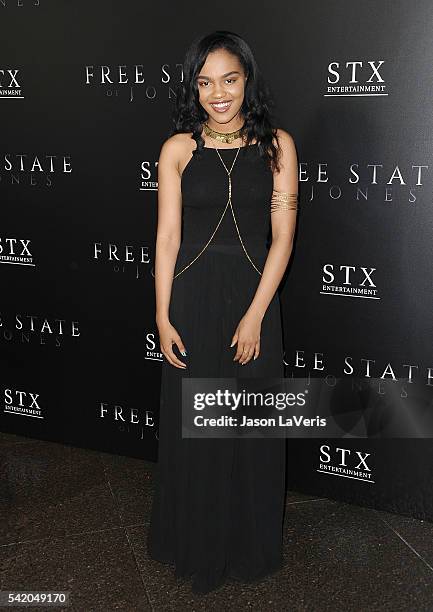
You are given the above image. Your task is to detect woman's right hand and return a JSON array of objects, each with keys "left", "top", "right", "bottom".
[{"left": 157, "top": 318, "right": 187, "bottom": 369}]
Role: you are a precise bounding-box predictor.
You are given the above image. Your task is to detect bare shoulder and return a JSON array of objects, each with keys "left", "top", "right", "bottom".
[
  {"left": 159, "top": 133, "right": 188, "bottom": 160},
  {"left": 273, "top": 128, "right": 296, "bottom": 151},
  {"left": 159, "top": 132, "right": 196, "bottom": 175},
  {"left": 272, "top": 128, "right": 297, "bottom": 172}
]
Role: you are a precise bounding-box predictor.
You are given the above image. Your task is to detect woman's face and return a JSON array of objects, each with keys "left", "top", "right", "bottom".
[{"left": 196, "top": 48, "right": 247, "bottom": 127}]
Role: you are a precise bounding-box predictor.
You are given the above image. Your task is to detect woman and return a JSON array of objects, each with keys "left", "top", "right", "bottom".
[{"left": 147, "top": 30, "right": 298, "bottom": 594}]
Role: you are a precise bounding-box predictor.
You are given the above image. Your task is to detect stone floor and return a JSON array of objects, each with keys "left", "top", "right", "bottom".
[{"left": 0, "top": 431, "right": 432, "bottom": 611}]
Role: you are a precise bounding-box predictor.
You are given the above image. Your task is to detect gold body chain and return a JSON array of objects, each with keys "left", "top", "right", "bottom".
[
  {"left": 173, "top": 145, "right": 263, "bottom": 278},
  {"left": 173, "top": 143, "right": 299, "bottom": 279}
]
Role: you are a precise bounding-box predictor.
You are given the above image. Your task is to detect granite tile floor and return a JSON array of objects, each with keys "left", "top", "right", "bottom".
[{"left": 1, "top": 431, "right": 432, "bottom": 612}]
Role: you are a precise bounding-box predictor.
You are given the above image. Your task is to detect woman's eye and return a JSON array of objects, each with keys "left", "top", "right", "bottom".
[{"left": 198, "top": 78, "right": 235, "bottom": 87}]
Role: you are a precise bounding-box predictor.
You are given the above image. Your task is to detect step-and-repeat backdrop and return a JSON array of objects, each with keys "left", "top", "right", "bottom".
[{"left": 2, "top": 1, "right": 432, "bottom": 520}]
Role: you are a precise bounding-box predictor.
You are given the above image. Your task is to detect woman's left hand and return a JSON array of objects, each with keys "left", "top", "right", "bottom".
[{"left": 230, "top": 310, "right": 263, "bottom": 364}]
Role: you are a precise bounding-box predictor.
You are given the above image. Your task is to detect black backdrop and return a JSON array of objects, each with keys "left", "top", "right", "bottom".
[{"left": 2, "top": 0, "right": 433, "bottom": 520}]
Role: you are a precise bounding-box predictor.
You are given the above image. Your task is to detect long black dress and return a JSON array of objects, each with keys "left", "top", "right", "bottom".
[{"left": 147, "top": 142, "right": 286, "bottom": 594}]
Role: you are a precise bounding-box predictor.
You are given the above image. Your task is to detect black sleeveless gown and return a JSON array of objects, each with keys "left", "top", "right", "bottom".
[{"left": 147, "top": 143, "right": 286, "bottom": 594}]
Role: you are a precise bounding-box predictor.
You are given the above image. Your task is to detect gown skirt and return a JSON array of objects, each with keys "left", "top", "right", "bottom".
[{"left": 147, "top": 144, "right": 286, "bottom": 594}]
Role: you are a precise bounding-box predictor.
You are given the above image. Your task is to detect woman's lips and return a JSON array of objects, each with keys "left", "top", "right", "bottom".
[{"left": 210, "top": 100, "right": 232, "bottom": 113}]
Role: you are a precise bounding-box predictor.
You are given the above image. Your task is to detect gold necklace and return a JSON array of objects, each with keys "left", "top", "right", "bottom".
[{"left": 203, "top": 122, "right": 244, "bottom": 144}]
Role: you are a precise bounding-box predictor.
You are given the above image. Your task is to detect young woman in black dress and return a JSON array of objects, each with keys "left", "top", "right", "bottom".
[{"left": 148, "top": 30, "right": 298, "bottom": 594}]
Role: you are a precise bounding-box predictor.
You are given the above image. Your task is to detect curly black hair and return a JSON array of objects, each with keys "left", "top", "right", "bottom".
[{"left": 170, "top": 30, "right": 282, "bottom": 173}]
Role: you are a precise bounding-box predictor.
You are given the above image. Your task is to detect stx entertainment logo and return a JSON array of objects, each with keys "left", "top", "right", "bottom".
[
  {"left": 325, "top": 60, "right": 388, "bottom": 96},
  {"left": 140, "top": 159, "right": 158, "bottom": 191},
  {"left": 0, "top": 237, "right": 34, "bottom": 266},
  {"left": 0, "top": 68, "right": 23, "bottom": 98},
  {"left": 321, "top": 264, "right": 380, "bottom": 300},
  {"left": 145, "top": 331, "right": 163, "bottom": 362},
  {"left": 4, "top": 388, "right": 43, "bottom": 418},
  {"left": 318, "top": 444, "right": 374, "bottom": 482}
]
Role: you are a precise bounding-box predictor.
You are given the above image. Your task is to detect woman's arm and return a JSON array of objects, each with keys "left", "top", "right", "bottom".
[
  {"left": 231, "top": 129, "right": 298, "bottom": 364},
  {"left": 154, "top": 136, "right": 188, "bottom": 368},
  {"left": 247, "top": 128, "right": 298, "bottom": 320},
  {"left": 155, "top": 137, "right": 182, "bottom": 323}
]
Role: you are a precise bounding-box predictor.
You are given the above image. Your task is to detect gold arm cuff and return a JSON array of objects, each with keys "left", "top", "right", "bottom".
[{"left": 270, "top": 190, "right": 298, "bottom": 212}]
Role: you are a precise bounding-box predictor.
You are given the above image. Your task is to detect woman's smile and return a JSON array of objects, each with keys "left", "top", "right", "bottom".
[{"left": 210, "top": 100, "right": 232, "bottom": 112}]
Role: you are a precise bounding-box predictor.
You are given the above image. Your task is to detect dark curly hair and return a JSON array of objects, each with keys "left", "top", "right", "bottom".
[{"left": 169, "top": 30, "right": 282, "bottom": 173}]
